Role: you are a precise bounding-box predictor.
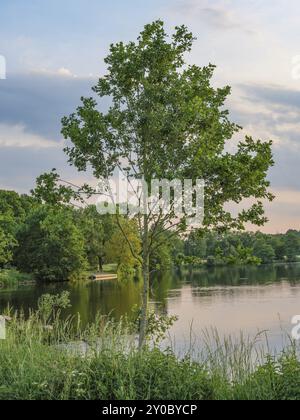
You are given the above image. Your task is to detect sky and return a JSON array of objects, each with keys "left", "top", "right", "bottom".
[{"left": 0, "top": 0, "right": 300, "bottom": 233}]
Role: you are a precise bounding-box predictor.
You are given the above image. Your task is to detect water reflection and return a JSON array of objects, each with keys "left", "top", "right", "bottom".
[{"left": 1, "top": 263, "right": 300, "bottom": 353}]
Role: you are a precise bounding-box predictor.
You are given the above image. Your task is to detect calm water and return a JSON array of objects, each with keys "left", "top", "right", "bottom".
[{"left": 1, "top": 263, "right": 300, "bottom": 354}]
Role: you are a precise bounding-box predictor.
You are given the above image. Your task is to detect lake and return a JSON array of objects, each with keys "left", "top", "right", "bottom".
[{"left": 1, "top": 263, "right": 300, "bottom": 355}]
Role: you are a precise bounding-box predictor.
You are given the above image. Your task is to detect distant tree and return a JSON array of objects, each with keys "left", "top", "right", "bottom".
[
  {"left": 206, "top": 233, "right": 219, "bottom": 257},
  {"left": 226, "top": 245, "right": 261, "bottom": 265},
  {"left": 0, "top": 190, "right": 36, "bottom": 267},
  {"left": 284, "top": 230, "right": 300, "bottom": 262},
  {"left": 0, "top": 227, "right": 17, "bottom": 267},
  {"left": 206, "top": 255, "right": 216, "bottom": 267},
  {"left": 76, "top": 207, "right": 104, "bottom": 271},
  {"left": 149, "top": 231, "right": 176, "bottom": 271},
  {"left": 0, "top": 190, "right": 36, "bottom": 223},
  {"left": 15, "top": 207, "right": 87, "bottom": 281},
  {"left": 76, "top": 206, "right": 117, "bottom": 271},
  {"left": 239, "top": 232, "right": 256, "bottom": 249},
  {"left": 171, "top": 236, "right": 185, "bottom": 260},
  {"left": 105, "top": 219, "right": 141, "bottom": 276},
  {"left": 253, "top": 238, "right": 275, "bottom": 264},
  {"left": 185, "top": 231, "right": 207, "bottom": 259},
  {"left": 268, "top": 235, "right": 286, "bottom": 261},
  {"left": 0, "top": 190, "right": 34, "bottom": 238},
  {"left": 0, "top": 190, "right": 25, "bottom": 221}
]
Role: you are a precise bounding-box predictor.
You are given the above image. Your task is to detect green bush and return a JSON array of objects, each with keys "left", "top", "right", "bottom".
[
  {"left": 0, "top": 269, "right": 33, "bottom": 286},
  {"left": 15, "top": 206, "right": 88, "bottom": 282}
]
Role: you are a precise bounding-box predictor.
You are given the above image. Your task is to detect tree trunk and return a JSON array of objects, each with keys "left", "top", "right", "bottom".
[
  {"left": 97, "top": 256, "right": 104, "bottom": 272},
  {"left": 139, "top": 215, "right": 149, "bottom": 349}
]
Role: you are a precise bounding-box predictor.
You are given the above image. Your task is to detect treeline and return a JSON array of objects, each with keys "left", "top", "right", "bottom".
[
  {"left": 1, "top": 189, "right": 300, "bottom": 282},
  {"left": 182, "top": 230, "right": 300, "bottom": 266},
  {"left": 0, "top": 189, "right": 144, "bottom": 281},
  {"left": 0, "top": 189, "right": 182, "bottom": 282}
]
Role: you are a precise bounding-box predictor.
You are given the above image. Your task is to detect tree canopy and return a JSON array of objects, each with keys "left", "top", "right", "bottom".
[
  {"left": 62, "top": 20, "right": 274, "bottom": 232},
  {"left": 15, "top": 206, "right": 88, "bottom": 282}
]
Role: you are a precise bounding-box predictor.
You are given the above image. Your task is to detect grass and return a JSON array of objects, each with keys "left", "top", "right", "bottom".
[
  {"left": 102, "top": 264, "right": 118, "bottom": 273},
  {"left": 0, "top": 293, "right": 300, "bottom": 400},
  {"left": 82, "top": 264, "right": 118, "bottom": 280},
  {"left": 0, "top": 269, "right": 34, "bottom": 287}
]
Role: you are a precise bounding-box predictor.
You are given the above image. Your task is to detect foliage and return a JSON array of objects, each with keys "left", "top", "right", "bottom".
[
  {"left": 0, "top": 190, "right": 35, "bottom": 222},
  {"left": 175, "top": 253, "right": 203, "bottom": 267},
  {"left": 37, "top": 291, "right": 72, "bottom": 323},
  {"left": 32, "top": 169, "right": 87, "bottom": 207},
  {"left": 0, "top": 298, "right": 300, "bottom": 400},
  {"left": 149, "top": 231, "right": 178, "bottom": 272},
  {"left": 131, "top": 304, "right": 178, "bottom": 345},
  {"left": 146, "top": 310, "right": 178, "bottom": 345},
  {"left": 0, "top": 190, "right": 35, "bottom": 268},
  {"left": 0, "top": 227, "right": 17, "bottom": 267},
  {"left": 105, "top": 218, "right": 141, "bottom": 274},
  {"left": 253, "top": 239, "right": 275, "bottom": 264},
  {"left": 284, "top": 230, "right": 300, "bottom": 262},
  {"left": 59, "top": 20, "right": 274, "bottom": 346},
  {"left": 0, "top": 269, "right": 33, "bottom": 287},
  {"left": 183, "top": 230, "right": 300, "bottom": 266},
  {"left": 14, "top": 206, "right": 88, "bottom": 282},
  {"left": 76, "top": 207, "right": 117, "bottom": 271},
  {"left": 1, "top": 183, "right": 300, "bottom": 282},
  {"left": 61, "top": 20, "right": 273, "bottom": 232}
]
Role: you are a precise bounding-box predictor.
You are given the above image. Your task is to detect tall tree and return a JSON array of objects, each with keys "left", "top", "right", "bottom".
[{"left": 59, "top": 21, "right": 273, "bottom": 347}]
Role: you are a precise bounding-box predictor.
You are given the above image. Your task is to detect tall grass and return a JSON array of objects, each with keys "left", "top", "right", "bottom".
[
  {"left": 0, "top": 269, "right": 34, "bottom": 287},
  {"left": 0, "top": 293, "right": 300, "bottom": 400}
]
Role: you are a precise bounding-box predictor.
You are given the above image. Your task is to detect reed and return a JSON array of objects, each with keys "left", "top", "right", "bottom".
[{"left": 0, "top": 293, "right": 299, "bottom": 400}]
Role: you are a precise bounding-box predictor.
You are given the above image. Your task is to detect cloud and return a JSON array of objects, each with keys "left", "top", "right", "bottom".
[
  {"left": 171, "top": 0, "right": 256, "bottom": 34},
  {"left": 258, "top": 189, "right": 300, "bottom": 233},
  {"left": 0, "top": 123, "right": 59, "bottom": 149},
  {"left": 225, "top": 83, "right": 300, "bottom": 195},
  {"left": 32, "top": 67, "right": 77, "bottom": 78},
  {"left": 200, "top": 7, "right": 252, "bottom": 33},
  {"left": 0, "top": 146, "right": 66, "bottom": 192},
  {"left": 240, "top": 84, "right": 300, "bottom": 110},
  {"left": 0, "top": 72, "right": 100, "bottom": 141},
  {"left": 0, "top": 145, "right": 95, "bottom": 194},
  {"left": 0, "top": 63, "right": 299, "bottom": 232},
  {"left": 233, "top": 84, "right": 300, "bottom": 150},
  {"left": 0, "top": 71, "right": 106, "bottom": 192}
]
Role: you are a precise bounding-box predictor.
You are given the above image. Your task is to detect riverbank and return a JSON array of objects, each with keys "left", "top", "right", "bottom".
[
  {"left": 0, "top": 269, "right": 34, "bottom": 287},
  {"left": 4, "top": 341, "right": 299, "bottom": 400},
  {"left": 0, "top": 295, "right": 299, "bottom": 400},
  {"left": 0, "top": 264, "right": 118, "bottom": 288}
]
